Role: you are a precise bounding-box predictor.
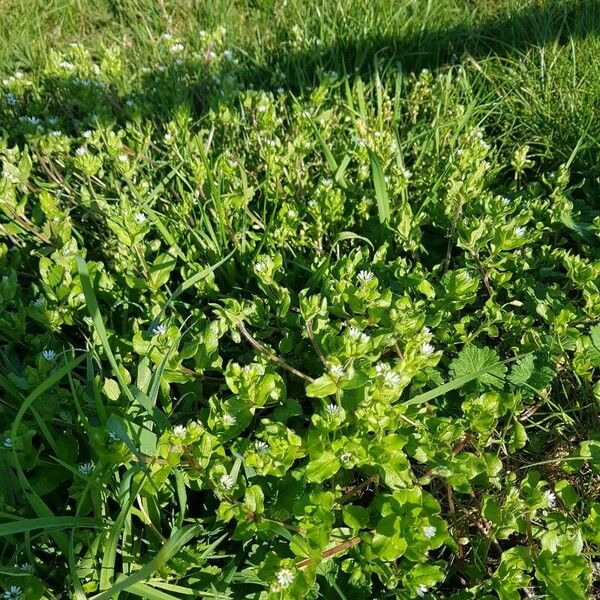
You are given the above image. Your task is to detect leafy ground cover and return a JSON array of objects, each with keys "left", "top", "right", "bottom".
[{"left": 1, "top": 0, "right": 600, "bottom": 598}]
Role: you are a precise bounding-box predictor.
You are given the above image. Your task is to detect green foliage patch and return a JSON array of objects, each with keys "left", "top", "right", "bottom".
[{"left": 1, "top": 20, "right": 600, "bottom": 600}]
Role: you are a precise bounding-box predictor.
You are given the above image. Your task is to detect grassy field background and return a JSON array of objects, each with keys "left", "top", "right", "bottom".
[
  {"left": 2, "top": 0, "right": 600, "bottom": 173},
  {"left": 1, "top": 0, "right": 600, "bottom": 598}
]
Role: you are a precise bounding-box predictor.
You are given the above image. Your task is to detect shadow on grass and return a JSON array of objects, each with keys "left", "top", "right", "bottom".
[
  {"left": 2, "top": 0, "right": 599, "bottom": 136},
  {"left": 239, "top": 0, "right": 600, "bottom": 91}
]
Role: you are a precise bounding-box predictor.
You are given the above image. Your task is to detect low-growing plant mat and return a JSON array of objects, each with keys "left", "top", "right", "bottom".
[{"left": 1, "top": 0, "right": 600, "bottom": 598}]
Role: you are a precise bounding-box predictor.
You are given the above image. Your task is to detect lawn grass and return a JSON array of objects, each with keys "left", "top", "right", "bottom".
[{"left": 1, "top": 0, "right": 600, "bottom": 598}]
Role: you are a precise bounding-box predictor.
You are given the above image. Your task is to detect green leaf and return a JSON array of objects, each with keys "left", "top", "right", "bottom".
[
  {"left": 244, "top": 485, "right": 265, "bottom": 514},
  {"left": 103, "top": 378, "right": 121, "bottom": 401},
  {"left": 148, "top": 252, "right": 176, "bottom": 290},
  {"left": 449, "top": 346, "right": 507, "bottom": 391},
  {"left": 508, "top": 353, "right": 555, "bottom": 396},
  {"left": 306, "top": 375, "right": 337, "bottom": 398},
  {"left": 342, "top": 506, "right": 369, "bottom": 530},
  {"left": 588, "top": 324, "right": 600, "bottom": 366},
  {"left": 305, "top": 451, "right": 340, "bottom": 483},
  {"left": 372, "top": 516, "right": 407, "bottom": 561},
  {"left": 332, "top": 231, "right": 374, "bottom": 251},
  {"left": 554, "top": 480, "right": 578, "bottom": 508}
]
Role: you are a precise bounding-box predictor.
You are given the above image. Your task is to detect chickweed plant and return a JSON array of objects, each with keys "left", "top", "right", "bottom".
[{"left": 1, "top": 6, "right": 600, "bottom": 599}]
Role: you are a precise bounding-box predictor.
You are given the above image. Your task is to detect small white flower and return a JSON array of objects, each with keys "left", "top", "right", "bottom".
[
  {"left": 514, "top": 226, "right": 526, "bottom": 237},
  {"left": 75, "top": 146, "right": 87, "bottom": 156},
  {"left": 276, "top": 568, "right": 295, "bottom": 588},
  {"left": 375, "top": 363, "right": 391, "bottom": 376},
  {"left": 173, "top": 425, "right": 186, "bottom": 436},
  {"left": 357, "top": 270, "right": 374, "bottom": 284},
  {"left": 3, "top": 437, "right": 13, "bottom": 448},
  {"left": 163, "top": 132, "right": 172, "bottom": 142},
  {"left": 340, "top": 452, "right": 352, "bottom": 463},
  {"left": 78, "top": 461, "right": 94, "bottom": 475},
  {"left": 223, "top": 49, "right": 234, "bottom": 61},
  {"left": 152, "top": 323, "right": 167, "bottom": 336},
  {"left": 325, "top": 403, "right": 340, "bottom": 416},
  {"left": 5, "top": 92, "right": 16, "bottom": 106},
  {"left": 501, "top": 196, "right": 510, "bottom": 206},
  {"left": 286, "top": 208, "right": 296, "bottom": 218},
  {"left": 544, "top": 490, "right": 556, "bottom": 508},
  {"left": 220, "top": 473, "right": 234, "bottom": 489},
  {"left": 3, "top": 586, "right": 22, "bottom": 600},
  {"left": 162, "top": 33, "right": 173, "bottom": 40},
  {"left": 33, "top": 296, "right": 45, "bottom": 307},
  {"left": 423, "top": 525, "right": 437, "bottom": 539},
  {"left": 125, "top": 99, "right": 134, "bottom": 107},
  {"left": 18, "top": 562, "right": 33, "bottom": 573},
  {"left": 416, "top": 586, "right": 428, "bottom": 597},
  {"left": 349, "top": 326, "right": 361, "bottom": 339},
  {"left": 58, "top": 60, "right": 75, "bottom": 70},
  {"left": 277, "top": 87, "right": 284, "bottom": 95},
  {"left": 117, "top": 153, "right": 128, "bottom": 162},
  {"left": 83, "top": 130, "right": 92, "bottom": 139},
  {"left": 254, "top": 260, "right": 267, "bottom": 272},
  {"left": 171, "top": 43, "right": 184, "bottom": 53},
  {"left": 42, "top": 349, "right": 57, "bottom": 362},
  {"left": 255, "top": 440, "right": 269, "bottom": 453},
  {"left": 384, "top": 371, "right": 400, "bottom": 388},
  {"left": 222, "top": 413, "right": 236, "bottom": 426},
  {"left": 50, "top": 130, "right": 62, "bottom": 137},
  {"left": 15, "top": 70, "right": 24, "bottom": 79},
  {"left": 133, "top": 212, "right": 146, "bottom": 223},
  {"left": 421, "top": 342, "right": 435, "bottom": 356},
  {"left": 329, "top": 364, "right": 345, "bottom": 378},
  {"left": 92, "top": 64, "right": 101, "bottom": 75}
]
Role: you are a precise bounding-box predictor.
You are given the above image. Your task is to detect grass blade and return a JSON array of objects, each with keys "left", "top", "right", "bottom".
[
  {"left": 90, "top": 525, "right": 203, "bottom": 600},
  {"left": 0, "top": 516, "right": 98, "bottom": 537},
  {"left": 368, "top": 149, "right": 390, "bottom": 225}
]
